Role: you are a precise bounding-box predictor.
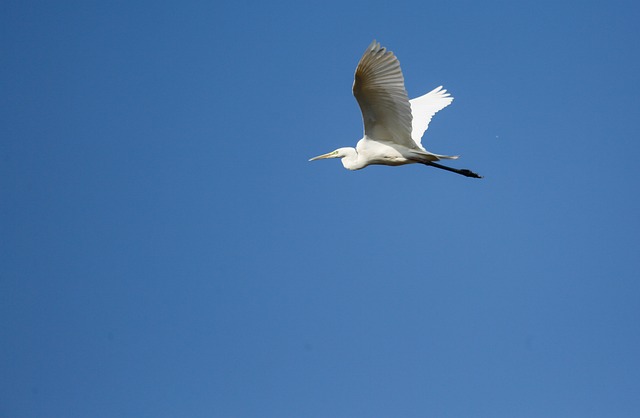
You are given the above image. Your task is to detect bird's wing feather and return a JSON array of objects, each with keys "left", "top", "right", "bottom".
[
  {"left": 409, "top": 86, "right": 453, "bottom": 149},
  {"left": 352, "top": 41, "right": 417, "bottom": 149}
]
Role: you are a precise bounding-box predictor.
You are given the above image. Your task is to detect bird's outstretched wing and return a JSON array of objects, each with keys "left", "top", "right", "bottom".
[
  {"left": 409, "top": 86, "right": 453, "bottom": 150},
  {"left": 353, "top": 41, "right": 417, "bottom": 149}
]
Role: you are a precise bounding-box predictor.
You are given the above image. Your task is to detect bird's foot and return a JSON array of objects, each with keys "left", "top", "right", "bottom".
[{"left": 460, "top": 169, "right": 483, "bottom": 178}]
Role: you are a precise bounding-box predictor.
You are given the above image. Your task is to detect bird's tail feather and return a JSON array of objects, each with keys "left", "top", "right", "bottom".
[
  {"left": 433, "top": 154, "right": 459, "bottom": 160},
  {"left": 410, "top": 149, "right": 459, "bottom": 162}
]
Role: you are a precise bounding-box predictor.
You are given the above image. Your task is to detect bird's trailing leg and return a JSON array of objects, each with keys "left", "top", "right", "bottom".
[{"left": 423, "top": 161, "right": 483, "bottom": 178}]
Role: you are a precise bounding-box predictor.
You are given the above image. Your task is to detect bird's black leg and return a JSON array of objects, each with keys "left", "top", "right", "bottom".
[{"left": 423, "top": 161, "right": 483, "bottom": 178}]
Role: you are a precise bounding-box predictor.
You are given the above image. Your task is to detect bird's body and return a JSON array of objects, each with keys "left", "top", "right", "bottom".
[
  {"left": 337, "top": 139, "right": 411, "bottom": 170},
  {"left": 310, "top": 41, "right": 481, "bottom": 178}
]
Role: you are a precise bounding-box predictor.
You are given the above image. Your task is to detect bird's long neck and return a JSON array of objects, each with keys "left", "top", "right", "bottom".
[{"left": 339, "top": 147, "right": 364, "bottom": 170}]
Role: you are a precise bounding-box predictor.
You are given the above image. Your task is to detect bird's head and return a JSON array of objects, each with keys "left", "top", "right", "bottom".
[{"left": 309, "top": 147, "right": 361, "bottom": 170}]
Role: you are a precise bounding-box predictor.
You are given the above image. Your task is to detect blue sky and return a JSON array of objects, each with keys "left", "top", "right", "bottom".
[{"left": 2, "top": 0, "right": 640, "bottom": 417}]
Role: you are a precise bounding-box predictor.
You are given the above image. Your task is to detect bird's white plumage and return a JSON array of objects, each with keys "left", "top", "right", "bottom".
[
  {"left": 352, "top": 41, "right": 417, "bottom": 150},
  {"left": 309, "top": 41, "right": 481, "bottom": 178},
  {"left": 410, "top": 86, "right": 454, "bottom": 149}
]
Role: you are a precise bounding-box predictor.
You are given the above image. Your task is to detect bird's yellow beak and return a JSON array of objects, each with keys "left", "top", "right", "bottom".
[{"left": 309, "top": 150, "right": 338, "bottom": 161}]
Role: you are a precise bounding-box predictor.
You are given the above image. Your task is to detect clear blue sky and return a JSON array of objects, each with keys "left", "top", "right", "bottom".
[{"left": 2, "top": 1, "right": 640, "bottom": 417}]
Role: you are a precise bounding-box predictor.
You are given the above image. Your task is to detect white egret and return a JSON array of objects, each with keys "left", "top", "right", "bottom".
[{"left": 310, "top": 41, "right": 482, "bottom": 178}]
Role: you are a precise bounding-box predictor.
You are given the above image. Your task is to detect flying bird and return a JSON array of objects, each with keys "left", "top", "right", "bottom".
[{"left": 310, "top": 41, "right": 481, "bottom": 178}]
